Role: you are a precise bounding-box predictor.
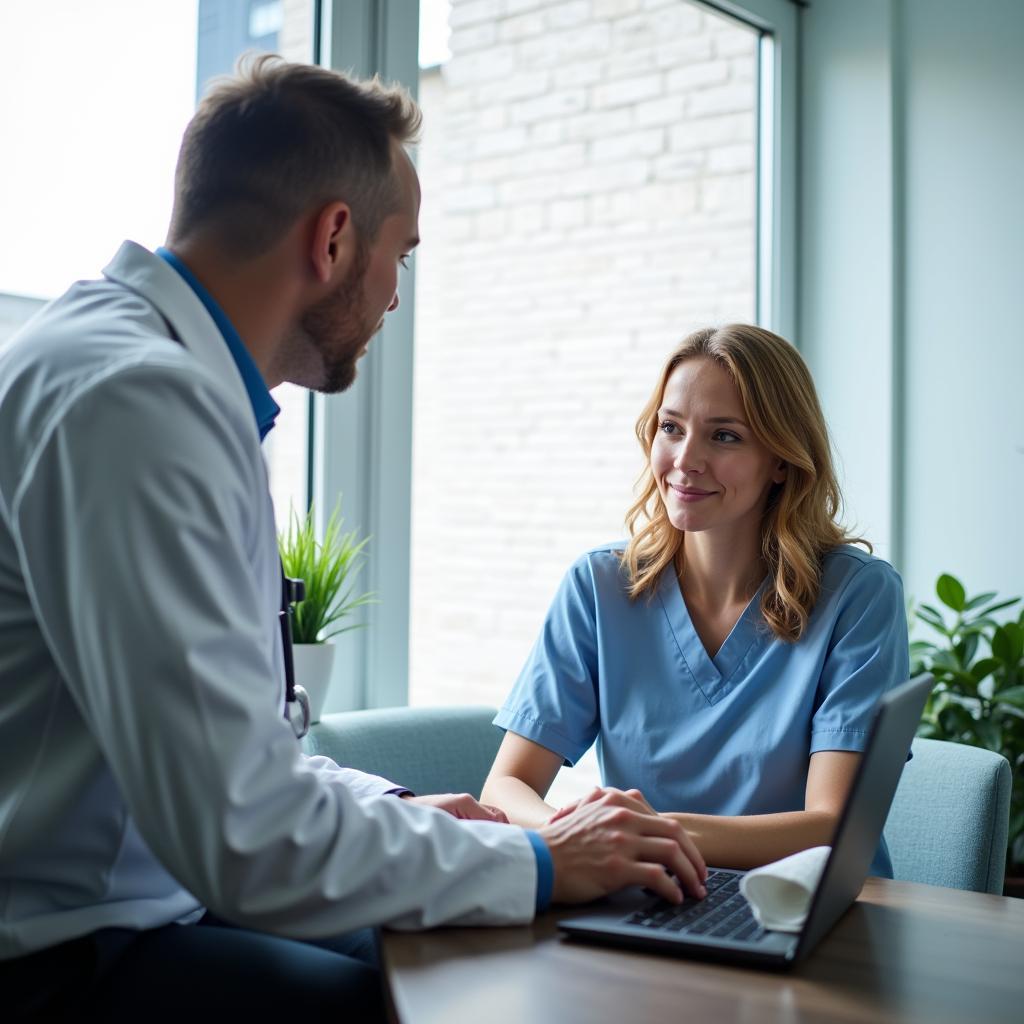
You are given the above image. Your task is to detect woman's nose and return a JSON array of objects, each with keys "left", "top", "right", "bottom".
[{"left": 674, "top": 436, "right": 705, "bottom": 474}]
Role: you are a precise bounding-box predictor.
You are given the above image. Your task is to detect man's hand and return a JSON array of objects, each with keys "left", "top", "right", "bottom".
[
  {"left": 548, "top": 785, "right": 658, "bottom": 824},
  {"left": 400, "top": 792, "right": 509, "bottom": 823},
  {"left": 537, "top": 789, "right": 706, "bottom": 905}
]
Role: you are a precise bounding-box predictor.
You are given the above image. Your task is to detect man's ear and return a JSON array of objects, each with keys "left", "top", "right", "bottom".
[{"left": 310, "top": 201, "right": 356, "bottom": 284}]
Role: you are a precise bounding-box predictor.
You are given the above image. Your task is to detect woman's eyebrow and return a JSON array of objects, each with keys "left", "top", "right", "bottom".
[{"left": 659, "top": 408, "right": 749, "bottom": 428}]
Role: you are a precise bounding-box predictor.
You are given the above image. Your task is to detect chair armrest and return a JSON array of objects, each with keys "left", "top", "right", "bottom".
[{"left": 303, "top": 705, "right": 503, "bottom": 799}]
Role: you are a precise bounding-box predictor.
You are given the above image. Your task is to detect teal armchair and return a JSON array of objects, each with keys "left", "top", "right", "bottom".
[
  {"left": 883, "top": 738, "right": 1011, "bottom": 895},
  {"left": 304, "top": 705, "right": 503, "bottom": 799}
]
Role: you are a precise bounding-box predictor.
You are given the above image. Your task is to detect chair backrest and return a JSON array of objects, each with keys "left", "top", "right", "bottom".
[
  {"left": 303, "top": 705, "right": 503, "bottom": 799},
  {"left": 883, "top": 737, "right": 1011, "bottom": 894}
]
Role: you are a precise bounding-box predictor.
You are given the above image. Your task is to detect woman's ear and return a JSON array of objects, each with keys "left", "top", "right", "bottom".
[{"left": 772, "top": 461, "right": 787, "bottom": 485}]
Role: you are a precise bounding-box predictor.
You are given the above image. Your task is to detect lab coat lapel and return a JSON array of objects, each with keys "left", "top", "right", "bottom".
[{"left": 102, "top": 241, "right": 255, "bottom": 441}]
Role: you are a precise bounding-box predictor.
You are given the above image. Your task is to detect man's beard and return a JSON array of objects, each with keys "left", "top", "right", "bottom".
[{"left": 299, "top": 240, "right": 376, "bottom": 394}]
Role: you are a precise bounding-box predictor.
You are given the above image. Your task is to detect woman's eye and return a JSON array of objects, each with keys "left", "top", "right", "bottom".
[
  {"left": 713, "top": 430, "right": 740, "bottom": 443},
  {"left": 659, "top": 420, "right": 680, "bottom": 435}
]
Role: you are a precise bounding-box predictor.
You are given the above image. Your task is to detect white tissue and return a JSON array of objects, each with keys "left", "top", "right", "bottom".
[{"left": 738, "top": 846, "right": 832, "bottom": 933}]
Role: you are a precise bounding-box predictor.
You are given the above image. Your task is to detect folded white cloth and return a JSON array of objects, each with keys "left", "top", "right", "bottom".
[{"left": 738, "top": 846, "right": 832, "bottom": 933}]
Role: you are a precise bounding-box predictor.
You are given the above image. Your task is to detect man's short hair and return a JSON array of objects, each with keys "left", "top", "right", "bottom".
[{"left": 169, "top": 54, "right": 421, "bottom": 258}]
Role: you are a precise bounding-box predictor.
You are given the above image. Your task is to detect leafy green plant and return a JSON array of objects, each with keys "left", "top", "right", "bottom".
[
  {"left": 910, "top": 574, "right": 1024, "bottom": 871},
  {"left": 278, "top": 499, "right": 375, "bottom": 644}
]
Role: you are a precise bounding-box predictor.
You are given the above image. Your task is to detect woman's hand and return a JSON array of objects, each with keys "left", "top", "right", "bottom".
[{"left": 400, "top": 792, "right": 509, "bottom": 822}]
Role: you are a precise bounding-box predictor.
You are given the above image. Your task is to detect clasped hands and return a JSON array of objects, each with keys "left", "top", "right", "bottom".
[{"left": 402, "top": 786, "right": 706, "bottom": 906}]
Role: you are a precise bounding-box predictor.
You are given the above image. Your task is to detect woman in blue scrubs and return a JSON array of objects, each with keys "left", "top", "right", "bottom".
[{"left": 482, "top": 324, "right": 908, "bottom": 875}]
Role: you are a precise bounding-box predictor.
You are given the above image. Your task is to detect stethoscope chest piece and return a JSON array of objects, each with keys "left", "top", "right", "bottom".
[{"left": 288, "top": 684, "right": 311, "bottom": 740}]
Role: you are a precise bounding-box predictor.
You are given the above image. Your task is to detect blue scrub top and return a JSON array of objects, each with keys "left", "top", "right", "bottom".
[{"left": 495, "top": 544, "right": 910, "bottom": 877}]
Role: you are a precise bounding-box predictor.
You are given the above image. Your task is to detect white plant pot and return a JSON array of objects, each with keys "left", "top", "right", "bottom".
[{"left": 291, "top": 643, "right": 337, "bottom": 724}]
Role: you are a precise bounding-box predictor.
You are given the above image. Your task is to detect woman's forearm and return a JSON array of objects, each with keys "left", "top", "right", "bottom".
[
  {"left": 481, "top": 775, "right": 558, "bottom": 829},
  {"left": 662, "top": 810, "right": 838, "bottom": 870}
]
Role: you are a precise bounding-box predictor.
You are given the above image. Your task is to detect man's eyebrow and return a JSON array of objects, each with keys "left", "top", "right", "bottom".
[
  {"left": 406, "top": 236, "right": 420, "bottom": 249},
  {"left": 659, "top": 408, "right": 749, "bottom": 427}
]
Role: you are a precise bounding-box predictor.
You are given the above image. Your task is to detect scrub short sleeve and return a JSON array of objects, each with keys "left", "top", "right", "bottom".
[
  {"left": 494, "top": 557, "right": 600, "bottom": 766},
  {"left": 811, "top": 561, "right": 910, "bottom": 754}
]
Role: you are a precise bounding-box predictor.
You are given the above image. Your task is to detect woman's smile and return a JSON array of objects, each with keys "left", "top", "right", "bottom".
[{"left": 668, "top": 483, "right": 718, "bottom": 503}]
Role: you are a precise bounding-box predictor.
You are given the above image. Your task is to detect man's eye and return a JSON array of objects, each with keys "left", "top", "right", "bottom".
[{"left": 399, "top": 254, "right": 411, "bottom": 269}]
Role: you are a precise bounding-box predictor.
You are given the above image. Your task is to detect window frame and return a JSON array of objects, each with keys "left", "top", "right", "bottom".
[
  {"left": 312, "top": 0, "right": 420, "bottom": 711},
  {"left": 695, "top": 0, "right": 799, "bottom": 337}
]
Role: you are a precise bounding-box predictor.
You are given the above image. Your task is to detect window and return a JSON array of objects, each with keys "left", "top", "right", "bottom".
[{"left": 3, "top": 1, "right": 797, "bottom": 782}]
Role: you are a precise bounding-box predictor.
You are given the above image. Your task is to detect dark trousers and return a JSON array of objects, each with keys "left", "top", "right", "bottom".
[{"left": 2, "top": 913, "right": 386, "bottom": 1021}]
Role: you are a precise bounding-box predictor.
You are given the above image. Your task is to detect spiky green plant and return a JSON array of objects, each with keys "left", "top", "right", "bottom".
[{"left": 278, "top": 499, "right": 375, "bottom": 644}]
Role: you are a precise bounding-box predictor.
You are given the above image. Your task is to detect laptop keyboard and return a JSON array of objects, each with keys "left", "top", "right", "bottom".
[{"left": 624, "top": 870, "right": 767, "bottom": 943}]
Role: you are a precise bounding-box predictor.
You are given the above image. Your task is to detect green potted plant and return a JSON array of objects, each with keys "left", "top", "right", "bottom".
[
  {"left": 910, "top": 574, "right": 1024, "bottom": 890},
  {"left": 278, "top": 498, "right": 375, "bottom": 723}
]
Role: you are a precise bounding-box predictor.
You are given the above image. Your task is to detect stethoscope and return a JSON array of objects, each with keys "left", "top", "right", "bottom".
[{"left": 279, "top": 566, "right": 311, "bottom": 739}]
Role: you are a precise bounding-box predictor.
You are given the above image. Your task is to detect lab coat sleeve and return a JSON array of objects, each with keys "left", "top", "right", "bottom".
[
  {"left": 303, "top": 754, "right": 403, "bottom": 799},
  {"left": 10, "top": 361, "right": 536, "bottom": 937}
]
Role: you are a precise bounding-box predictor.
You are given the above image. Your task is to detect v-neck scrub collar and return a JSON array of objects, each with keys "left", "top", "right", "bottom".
[{"left": 655, "top": 566, "right": 769, "bottom": 707}]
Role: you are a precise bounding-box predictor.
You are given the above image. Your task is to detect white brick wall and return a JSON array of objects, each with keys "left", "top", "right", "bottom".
[{"left": 410, "top": 0, "right": 756, "bottom": 796}]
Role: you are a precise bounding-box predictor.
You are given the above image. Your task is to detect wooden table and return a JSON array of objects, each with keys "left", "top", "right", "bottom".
[{"left": 383, "top": 878, "right": 1024, "bottom": 1023}]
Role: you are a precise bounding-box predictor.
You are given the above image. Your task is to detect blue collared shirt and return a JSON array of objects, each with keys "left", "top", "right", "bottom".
[{"left": 156, "top": 247, "right": 279, "bottom": 440}]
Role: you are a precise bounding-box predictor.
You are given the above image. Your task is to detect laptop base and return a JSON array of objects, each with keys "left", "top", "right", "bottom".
[{"left": 558, "top": 884, "right": 800, "bottom": 969}]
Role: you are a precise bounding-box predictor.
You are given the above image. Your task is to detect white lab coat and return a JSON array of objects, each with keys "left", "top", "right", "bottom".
[{"left": 0, "top": 242, "right": 535, "bottom": 959}]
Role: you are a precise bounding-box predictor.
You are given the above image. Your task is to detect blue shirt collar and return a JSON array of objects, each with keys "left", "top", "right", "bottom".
[{"left": 156, "top": 246, "right": 280, "bottom": 440}]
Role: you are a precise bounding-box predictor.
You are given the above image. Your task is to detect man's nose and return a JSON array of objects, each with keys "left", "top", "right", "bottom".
[{"left": 388, "top": 291, "right": 400, "bottom": 313}]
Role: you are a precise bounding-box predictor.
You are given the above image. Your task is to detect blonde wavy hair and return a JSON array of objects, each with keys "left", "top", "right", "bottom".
[{"left": 622, "top": 324, "right": 869, "bottom": 642}]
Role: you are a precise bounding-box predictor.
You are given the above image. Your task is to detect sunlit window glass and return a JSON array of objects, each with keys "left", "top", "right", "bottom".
[{"left": 0, "top": 0, "right": 314, "bottom": 525}]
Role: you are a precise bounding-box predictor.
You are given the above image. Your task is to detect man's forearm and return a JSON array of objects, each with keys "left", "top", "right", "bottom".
[{"left": 661, "top": 810, "right": 838, "bottom": 870}]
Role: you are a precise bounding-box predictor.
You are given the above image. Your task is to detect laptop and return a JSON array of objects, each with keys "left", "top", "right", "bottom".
[{"left": 558, "top": 673, "right": 933, "bottom": 969}]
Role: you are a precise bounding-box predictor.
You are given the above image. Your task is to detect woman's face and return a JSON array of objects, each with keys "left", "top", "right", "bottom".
[{"left": 650, "top": 357, "right": 786, "bottom": 539}]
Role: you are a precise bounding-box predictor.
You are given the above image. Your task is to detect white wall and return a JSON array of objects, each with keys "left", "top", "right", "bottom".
[
  {"left": 899, "top": 0, "right": 1024, "bottom": 608},
  {"left": 800, "top": 0, "right": 1024, "bottom": 610}
]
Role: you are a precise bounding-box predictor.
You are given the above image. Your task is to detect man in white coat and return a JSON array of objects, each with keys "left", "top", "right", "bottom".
[{"left": 0, "top": 56, "right": 705, "bottom": 1018}]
